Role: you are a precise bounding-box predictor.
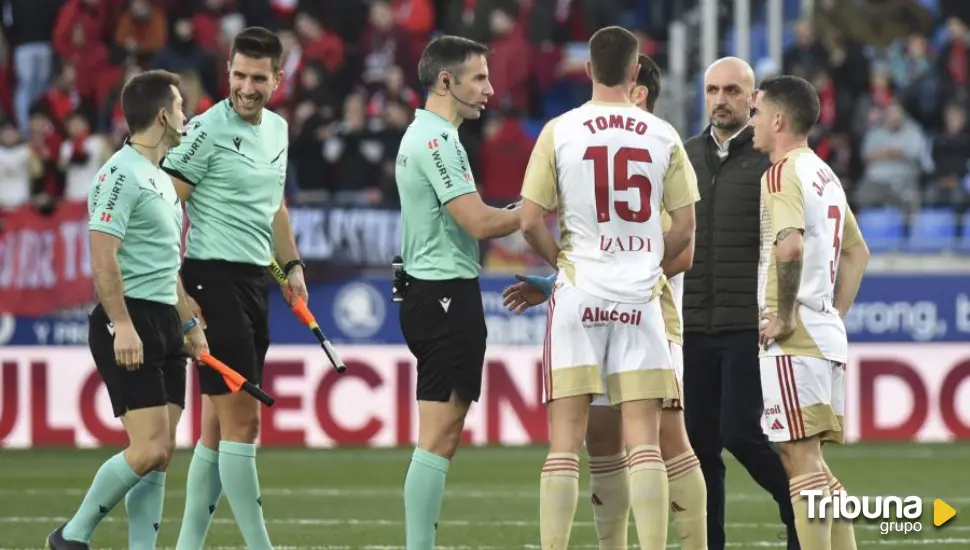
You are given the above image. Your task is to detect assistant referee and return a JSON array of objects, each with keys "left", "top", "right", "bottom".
[
  {"left": 160, "top": 27, "right": 303, "bottom": 550},
  {"left": 395, "top": 36, "right": 521, "bottom": 550}
]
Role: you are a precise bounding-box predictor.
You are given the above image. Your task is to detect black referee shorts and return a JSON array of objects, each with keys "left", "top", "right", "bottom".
[
  {"left": 400, "top": 277, "right": 487, "bottom": 403},
  {"left": 89, "top": 298, "right": 186, "bottom": 418},
  {"left": 181, "top": 259, "right": 270, "bottom": 396}
]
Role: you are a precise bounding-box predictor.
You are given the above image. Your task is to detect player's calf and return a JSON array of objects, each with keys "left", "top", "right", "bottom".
[
  {"left": 126, "top": 403, "right": 183, "bottom": 550},
  {"left": 781, "top": 438, "right": 831, "bottom": 550},
  {"left": 541, "top": 395, "right": 589, "bottom": 550},
  {"left": 660, "top": 409, "right": 708, "bottom": 550},
  {"left": 618, "top": 398, "right": 668, "bottom": 550},
  {"left": 823, "top": 461, "right": 857, "bottom": 550},
  {"left": 586, "top": 404, "right": 629, "bottom": 550},
  {"left": 176, "top": 398, "right": 224, "bottom": 550}
]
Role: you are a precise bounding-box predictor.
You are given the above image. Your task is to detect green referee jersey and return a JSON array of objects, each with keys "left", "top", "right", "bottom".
[
  {"left": 161, "top": 99, "right": 288, "bottom": 266},
  {"left": 88, "top": 145, "right": 183, "bottom": 305},
  {"left": 395, "top": 109, "right": 480, "bottom": 280}
]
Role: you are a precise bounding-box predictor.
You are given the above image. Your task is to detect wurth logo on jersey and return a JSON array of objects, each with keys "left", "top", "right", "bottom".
[
  {"left": 599, "top": 235, "right": 652, "bottom": 253},
  {"left": 100, "top": 212, "right": 112, "bottom": 223},
  {"left": 581, "top": 307, "right": 643, "bottom": 326}
]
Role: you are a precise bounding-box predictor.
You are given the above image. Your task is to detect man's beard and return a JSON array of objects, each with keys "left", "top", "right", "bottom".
[{"left": 710, "top": 114, "right": 746, "bottom": 131}]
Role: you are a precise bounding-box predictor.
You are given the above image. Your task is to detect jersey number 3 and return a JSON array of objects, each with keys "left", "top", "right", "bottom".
[
  {"left": 584, "top": 146, "right": 653, "bottom": 223},
  {"left": 827, "top": 205, "right": 842, "bottom": 283}
]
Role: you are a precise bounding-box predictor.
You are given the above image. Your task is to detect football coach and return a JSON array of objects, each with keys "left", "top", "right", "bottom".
[{"left": 681, "top": 56, "right": 800, "bottom": 550}]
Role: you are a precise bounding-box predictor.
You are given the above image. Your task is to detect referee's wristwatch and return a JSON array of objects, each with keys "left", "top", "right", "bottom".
[{"left": 282, "top": 259, "right": 305, "bottom": 275}]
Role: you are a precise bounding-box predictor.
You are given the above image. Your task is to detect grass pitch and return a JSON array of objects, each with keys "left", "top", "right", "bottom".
[{"left": 0, "top": 444, "right": 968, "bottom": 548}]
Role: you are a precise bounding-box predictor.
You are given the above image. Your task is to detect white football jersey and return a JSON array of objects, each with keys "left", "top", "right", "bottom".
[
  {"left": 758, "top": 147, "right": 865, "bottom": 363},
  {"left": 520, "top": 101, "right": 700, "bottom": 304}
]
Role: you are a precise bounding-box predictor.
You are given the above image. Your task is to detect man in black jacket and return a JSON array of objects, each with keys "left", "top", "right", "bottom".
[{"left": 682, "top": 57, "right": 799, "bottom": 550}]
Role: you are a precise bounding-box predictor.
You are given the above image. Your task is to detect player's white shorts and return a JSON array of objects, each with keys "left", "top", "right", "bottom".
[
  {"left": 591, "top": 341, "right": 682, "bottom": 410},
  {"left": 542, "top": 283, "right": 677, "bottom": 406},
  {"left": 760, "top": 355, "right": 845, "bottom": 444}
]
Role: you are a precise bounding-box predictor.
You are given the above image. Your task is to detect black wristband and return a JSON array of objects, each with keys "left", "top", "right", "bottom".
[{"left": 283, "top": 259, "right": 305, "bottom": 275}]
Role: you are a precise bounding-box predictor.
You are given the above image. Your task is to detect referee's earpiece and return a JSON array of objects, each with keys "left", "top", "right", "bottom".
[{"left": 443, "top": 77, "right": 450, "bottom": 88}]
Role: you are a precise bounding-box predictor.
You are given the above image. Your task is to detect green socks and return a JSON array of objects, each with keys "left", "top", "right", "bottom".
[
  {"left": 63, "top": 451, "right": 142, "bottom": 543},
  {"left": 404, "top": 448, "right": 450, "bottom": 550},
  {"left": 218, "top": 441, "right": 272, "bottom": 549},
  {"left": 175, "top": 443, "right": 223, "bottom": 550},
  {"left": 125, "top": 470, "right": 166, "bottom": 550}
]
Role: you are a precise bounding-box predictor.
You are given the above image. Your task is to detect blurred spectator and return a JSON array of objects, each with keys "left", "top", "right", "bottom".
[
  {"left": 477, "top": 110, "right": 535, "bottom": 203},
  {"left": 115, "top": 0, "right": 169, "bottom": 61},
  {"left": 53, "top": 0, "right": 107, "bottom": 63},
  {"left": 937, "top": 17, "right": 970, "bottom": 103},
  {"left": 443, "top": 0, "right": 516, "bottom": 44},
  {"left": 392, "top": 0, "right": 435, "bottom": 42},
  {"left": 783, "top": 19, "right": 828, "bottom": 79},
  {"left": 34, "top": 64, "right": 83, "bottom": 131},
  {"left": 26, "top": 112, "right": 63, "bottom": 208},
  {"left": 178, "top": 70, "right": 214, "bottom": 120},
  {"left": 889, "top": 34, "right": 933, "bottom": 91},
  {"left": 376, "top": 99, "right": 412, "bottom": 203},
  {"left": 6, "top": 0, "right": 63, "bottom": 132},
  {"left": 366, "top": 65, "right": 419, "bottom": 118},
  {"left": 295, "top": 11, "right": 345, "bottom": 83},
  {"left": 289, "top": 98, "right": 331, "bottom": 197},
  {"left": 926, "top": 102, "right": 970, "bottom": 210},
  {"left": 358, "top": 1, "right": 413, "bottom": 92},
  {"left": 323, "top": 93, "right": 385, "bottom": 205},
  {"left": 852, "top": 64, "right": 896, "bottom": 136},
  {"left": 0, "top": 120, "right": 35, "bottom": 211},
  {"left": 856, "top": 102, "right": 927, "bottom": 213},
  {"left": 192, "top": 0, "right": 230, "bottom": 52},
  {"left": 58, "top": 112, "right": 107, "bottom": 201},
  {"left": 56, "top": 20, "right": 110, "bottom": 103},
  {"left": 152, "top": 17, "right": 217, "bottom": 98},
  {"left": 267, "top": 28, "right": 302, "bottom": 111},
  {"left": 486, "top": 7, "right": 530, "bottom": 113}
]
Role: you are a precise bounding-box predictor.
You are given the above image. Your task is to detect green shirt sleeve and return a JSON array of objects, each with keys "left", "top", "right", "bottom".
[
  {"left": 421, "top": 131, "right": 477, "bottom": 205},
  {"left": 161, "top": 118, "right": 214, "bottom": 186},
  {"left": 89, "top": 168, "right": 142, "bottom": 240}
]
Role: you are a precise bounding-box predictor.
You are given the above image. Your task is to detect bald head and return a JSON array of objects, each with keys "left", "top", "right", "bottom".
[
  {"left": 704, "top": 57, "right": 755, "bottom": 89},
  {"left": 704, "top": 57, "right": 755, "bottom": 134}
]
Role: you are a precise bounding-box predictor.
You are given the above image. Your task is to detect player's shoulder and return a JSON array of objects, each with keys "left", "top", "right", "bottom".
[
  {"left": 260, "top": 107, "right": 289, "bottom": 133},
  {"left": 185, "top": 101, "right": 227, "bottom": 132}
]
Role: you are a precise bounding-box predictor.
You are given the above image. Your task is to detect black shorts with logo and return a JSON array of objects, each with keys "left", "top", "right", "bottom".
[
  {"left": 181, "top": 259, "right": 270, "bottom": 396},
  {"left": 400, "top": 277, "right": 487, "bottom": 403},
  {"left": 89, "top": 298, "right": 187, "bottom": 418}
]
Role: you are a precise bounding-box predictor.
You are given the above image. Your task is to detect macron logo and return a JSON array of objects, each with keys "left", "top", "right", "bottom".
[
  {"left": 106, "top": 323, "right": 115, "bottom": 336},
  {"left": 439, "top": 298, "right": 451, "bottom": 313}
]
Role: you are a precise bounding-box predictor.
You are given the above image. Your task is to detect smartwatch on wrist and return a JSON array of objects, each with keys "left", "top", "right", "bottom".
[{"left": 283, "top": 259, "right": 305, "bottom": 275}]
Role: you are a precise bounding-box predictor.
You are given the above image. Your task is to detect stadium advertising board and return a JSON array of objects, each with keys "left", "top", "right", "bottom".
[
  {"left": 0, "top": 344, "right": 968, "bottom": 447},
  {"left": 1, "top": 275, "right": 967, "bottom": 345}
]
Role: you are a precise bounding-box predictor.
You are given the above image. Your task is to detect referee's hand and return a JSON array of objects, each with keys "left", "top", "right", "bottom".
[
  {"left": 283, "top": 268, "right": 309, "bottom": 306},
  {"left": 184, "top": 324, "right": 209, "bottom": 361},
  {"left": 114, "top": 323, "right": 143, "bottom": 370}
]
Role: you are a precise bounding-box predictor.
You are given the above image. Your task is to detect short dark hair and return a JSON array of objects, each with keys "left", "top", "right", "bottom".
[
  {"left": 231, "top": 26, "right": 283, "bottom": 71},
  {"left": 758, "top": 75, "right": 820, "bottom": 136},
  {"left": 636, "top": 54, "right": 661, "bottom": 111},
  {"left": 588, "top": 26, "right": 640, "bottom": 87},
  {"left": 417, "top": 35, "right": 489, "bottom": 91},
  {"left": 121, "top": 70, "right": 180, "bottom": 134}
]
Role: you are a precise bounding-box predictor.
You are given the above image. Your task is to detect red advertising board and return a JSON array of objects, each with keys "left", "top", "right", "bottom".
[
  {"left": 0, "top": 201, "right": 95, "bottom": 315},
  {"left": 0, "top": 344, "right": 968, "bottom": 447}
]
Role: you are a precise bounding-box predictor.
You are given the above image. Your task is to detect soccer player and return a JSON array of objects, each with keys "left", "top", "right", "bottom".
[
  {"left": 503, "top": 54, "right": 707, "bottom": 550},
  {"left": 518, "top": 28, "right": 699, "bottom": 549},
  {"left": 751, "top": 75, "right": 869, "bottom": 550},
  {"left": 160, "top": 27, "right": 303, "bottom": 550},
  {"left": 395, "top": 36, "right": 520, "bottom": 550},
  {"left": 48, "top": 70, "right": 209, "bottom": 550}
]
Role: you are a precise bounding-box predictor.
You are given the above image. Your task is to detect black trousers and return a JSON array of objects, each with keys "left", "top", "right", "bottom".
[{"left": 682, "top": 330, "right": 798, "bottom": 550}]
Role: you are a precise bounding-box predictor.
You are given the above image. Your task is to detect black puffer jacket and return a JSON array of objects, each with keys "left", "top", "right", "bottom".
[{"left": 682, "top": 126, "right": 771, "bottom": 333}]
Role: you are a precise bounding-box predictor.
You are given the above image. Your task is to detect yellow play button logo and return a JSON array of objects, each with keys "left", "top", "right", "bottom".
[{"left": 934, "top": 499, "right": 957, "bottom": 527}]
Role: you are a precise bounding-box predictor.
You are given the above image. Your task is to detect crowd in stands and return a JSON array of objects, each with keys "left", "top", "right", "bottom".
[{"left": 0, "top": 0, "right": 968, "bottom": 249}]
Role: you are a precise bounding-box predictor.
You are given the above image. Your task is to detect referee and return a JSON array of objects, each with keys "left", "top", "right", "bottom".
[
  {"left": 160, "top": 28, "right": 303, "bottom": 550},
  {"left": 395, "top": 36, "right": 521, "bottom": 550},
  {"left": 49, "top": 70, "right": 208, "bottom": 550},
  {"left": 682, "top": 57, "right": 798, "bottom": 550}
]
